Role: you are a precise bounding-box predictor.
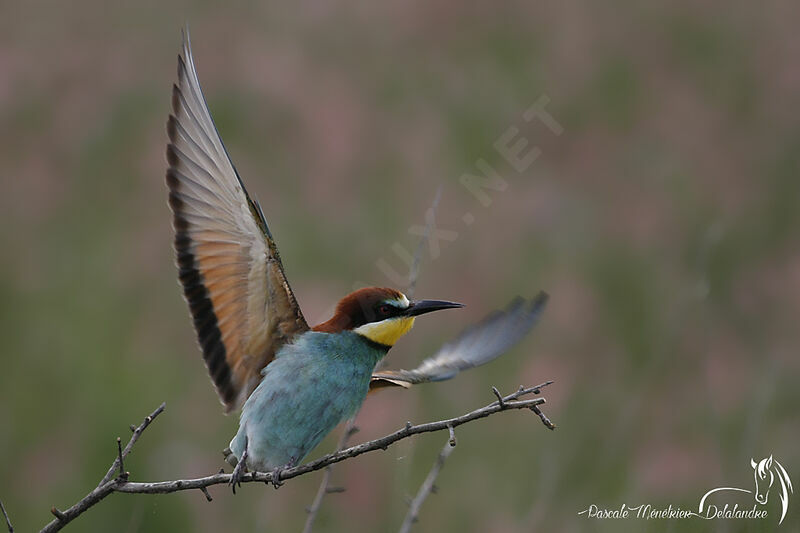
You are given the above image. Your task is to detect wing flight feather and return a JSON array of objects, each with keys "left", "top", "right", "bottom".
[{"left": 166, "top": 30, "right": 308, "bottom": 413}]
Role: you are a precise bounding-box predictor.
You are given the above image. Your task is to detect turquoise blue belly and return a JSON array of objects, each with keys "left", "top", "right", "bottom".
[{"left": 229, "top": 331, "right": 384, "bottom": 471}]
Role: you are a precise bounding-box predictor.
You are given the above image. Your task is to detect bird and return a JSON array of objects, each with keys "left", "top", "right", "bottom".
[{"left": 164, "top": 30, "right": 549, "bottom": 491}]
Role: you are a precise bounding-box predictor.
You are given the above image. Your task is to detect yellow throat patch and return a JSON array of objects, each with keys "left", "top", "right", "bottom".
[{"left": 353, "top": 317, "right": 416, "bottom": 347}]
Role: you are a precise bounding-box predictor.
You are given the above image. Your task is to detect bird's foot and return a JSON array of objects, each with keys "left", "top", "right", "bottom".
[
  {"left": 269, "top": 466, "right": 284, "bottom": 489},
  {"left": 229, "top": 447, "right": 249, "bottom": 494},
  {"left": 268, "top": 457, "right": 296, "bottom": 490}
]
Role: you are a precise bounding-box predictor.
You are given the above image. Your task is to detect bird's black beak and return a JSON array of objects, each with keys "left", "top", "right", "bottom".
[{"left": 404, "top": 299, "right": 464, "bottom": 317}]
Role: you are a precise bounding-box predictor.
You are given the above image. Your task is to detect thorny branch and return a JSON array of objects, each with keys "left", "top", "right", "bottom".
[{"left": 39, "top": 383, "right": 553, "bottom": 533}]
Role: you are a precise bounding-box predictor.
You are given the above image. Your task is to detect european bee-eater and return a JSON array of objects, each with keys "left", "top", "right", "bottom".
[{"left": 165, "top": 32, "right": 548, "bottom": 490}]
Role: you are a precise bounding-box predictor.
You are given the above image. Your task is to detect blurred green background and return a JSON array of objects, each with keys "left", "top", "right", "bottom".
[{"left": 2, "top": 1, "right": 799, "bottom": 532}]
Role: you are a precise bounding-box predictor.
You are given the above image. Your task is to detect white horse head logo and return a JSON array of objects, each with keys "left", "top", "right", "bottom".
[
  {"left": 699, "top": 455, "right": 793, "bottom": 525},
  {"left": 751, "top": 455, "right": 792, "bottom": 522}
]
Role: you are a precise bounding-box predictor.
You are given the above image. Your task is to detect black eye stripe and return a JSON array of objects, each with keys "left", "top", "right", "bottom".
[{"left": 377, "top": 302, "right": 402, "bottom": 318}]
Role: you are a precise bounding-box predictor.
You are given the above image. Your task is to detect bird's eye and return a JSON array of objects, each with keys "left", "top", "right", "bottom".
[{"left": 379, "top": 305, "right": 391, "bottom": 316}]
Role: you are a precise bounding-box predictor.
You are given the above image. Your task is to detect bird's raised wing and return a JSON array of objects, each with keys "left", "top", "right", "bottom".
[
  {"left": 166, "top": 31, "right": 308, "bottom": 413},
  {"left": 369, "top": 292, "right": 548, "bottom": 390}
]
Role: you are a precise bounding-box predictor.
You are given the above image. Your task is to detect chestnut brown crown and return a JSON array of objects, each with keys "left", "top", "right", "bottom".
[{"left": 313, "top": 287, "right": 462, "bottom": 337}]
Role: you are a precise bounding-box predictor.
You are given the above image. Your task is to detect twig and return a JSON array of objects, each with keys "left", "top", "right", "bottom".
[
  {"left": 116, "top": 438, "right": 127, "bottom": 480},
  {"left": 491, "top": 386, "right": 505, "bottom": 407},
  {"left": 302, "top": 417, "right": 359, "bottom": 533},
  {"left": 1, "top": 498, "right": 13, "bottom": 533},
  {"left": 407, "top": 185, "right": 443, "bottom": 299},
  {"left": 100, "top": 403, "right": 165, "bottom": 486},
  {"left": 398, "top": 432, "right": 456, "bottom": 533},
  {"left": 500, "top": 383, "right": 557, "bottom": 430},
  {"left": 116, "top": 388, "right": 548, "bottom": 491},
  {"left": 40, "top": 403, "right": 166, "bottom": 533},
  {"left": 531, "top": 405, "right": 556, "bottom": 430},
  {"left": 39, "top": 383, "right": 553, "bottom": 532},
  {"left": 373, "top": 186, "right": 440, "bottom": 377},
  {"left": 394, "top": 383, "right": 557, "bottom": 533},
  {"left": 502, "top": 382, "right": 553, "bottom": 402}
]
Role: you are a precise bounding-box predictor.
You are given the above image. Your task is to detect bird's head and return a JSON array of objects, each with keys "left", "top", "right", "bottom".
[{"left": 313, "top": 287, "right": 463, "bottom": 348}]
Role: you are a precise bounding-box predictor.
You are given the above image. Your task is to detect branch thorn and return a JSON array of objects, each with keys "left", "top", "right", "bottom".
[
  {"left": 116, "top": 438, "right": 127, "bottom": 480},
  {"left": 491, "top": 386, "right": 505, "bottom": 407}
]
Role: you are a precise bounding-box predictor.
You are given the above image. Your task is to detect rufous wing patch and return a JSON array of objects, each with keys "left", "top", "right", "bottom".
[{"left": 167, "top": 30, "right": 309, "bottom": 413}]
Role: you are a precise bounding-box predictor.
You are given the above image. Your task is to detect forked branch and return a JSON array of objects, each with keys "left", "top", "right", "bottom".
[{"left": 40, "top": 383, "right": 554, "bottom": 532}]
